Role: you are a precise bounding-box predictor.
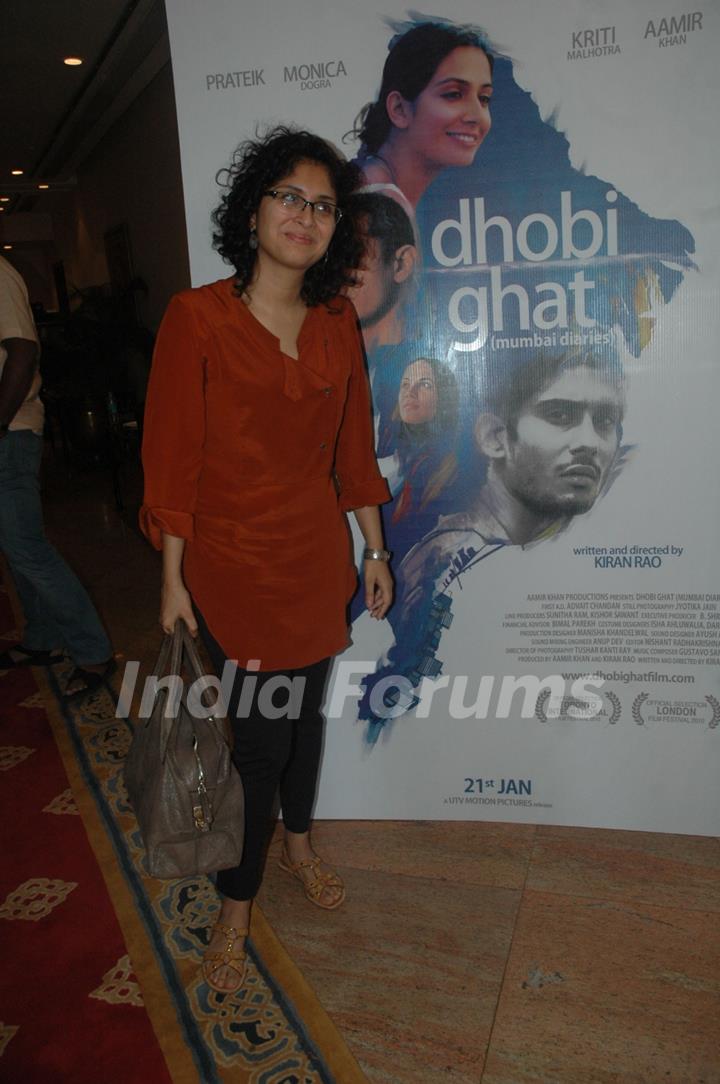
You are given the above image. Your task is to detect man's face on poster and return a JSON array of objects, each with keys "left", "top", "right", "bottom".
[{"left": 498, "top": 367, "right": 624, "bottom": 517}]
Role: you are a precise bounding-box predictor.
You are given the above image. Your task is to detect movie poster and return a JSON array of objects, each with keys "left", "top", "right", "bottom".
[{"left": 165, "top": 0, "right": 720, "bottom": 833}]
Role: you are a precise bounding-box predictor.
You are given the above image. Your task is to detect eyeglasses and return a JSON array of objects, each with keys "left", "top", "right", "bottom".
[{"left": 265, "top": 189, "right": 342, "bottom": 223}]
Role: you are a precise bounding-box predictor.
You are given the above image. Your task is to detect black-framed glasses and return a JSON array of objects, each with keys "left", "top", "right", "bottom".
[{"left": 265, "top": 189, "right": 342, "bottom": 223}]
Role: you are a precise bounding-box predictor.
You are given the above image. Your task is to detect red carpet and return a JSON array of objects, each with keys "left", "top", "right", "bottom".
[{"left": 0, "top": 585, "right": 172, "bottom": 1082}]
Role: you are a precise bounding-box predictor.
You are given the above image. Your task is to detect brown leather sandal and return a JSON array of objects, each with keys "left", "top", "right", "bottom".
[
  {"left": 278, "top": 847, "right": 346, "bottom": 911},
  {"left": 201, "top": 923, "right": 248, "bottom": 993}
]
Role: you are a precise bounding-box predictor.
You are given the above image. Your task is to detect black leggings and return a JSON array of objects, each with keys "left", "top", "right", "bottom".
[{"left": 197, "top": 610, "right": 331, "bottom": 901}]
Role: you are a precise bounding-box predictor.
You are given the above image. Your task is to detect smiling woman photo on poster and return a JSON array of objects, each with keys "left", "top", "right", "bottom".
[{"left": 352, "top": 18, "right": 494, "bottom": 211}]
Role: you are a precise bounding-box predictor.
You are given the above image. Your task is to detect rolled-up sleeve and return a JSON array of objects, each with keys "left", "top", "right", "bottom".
[
  {"left": 139, "top": 294, "right": 206, "bottom": 549},
  {"left": 334, "top": 308, "right": 391, "bottom": 512}
]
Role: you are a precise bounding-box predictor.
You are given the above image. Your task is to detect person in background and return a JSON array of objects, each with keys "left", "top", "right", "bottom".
[{"left": 0, "top": 254, "right": 114, "bottom": 695}]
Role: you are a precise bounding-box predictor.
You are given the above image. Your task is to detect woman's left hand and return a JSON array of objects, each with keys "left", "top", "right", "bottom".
[{"left": 364, "top": 559, "right": 394, "bottom": 619}]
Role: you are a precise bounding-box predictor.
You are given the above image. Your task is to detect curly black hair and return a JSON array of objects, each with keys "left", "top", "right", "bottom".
[{"left": 212, "top": 126, "right": 364, "bottom": 307}]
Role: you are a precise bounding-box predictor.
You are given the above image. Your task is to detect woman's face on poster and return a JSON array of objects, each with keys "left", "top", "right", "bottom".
[
  {"left": 387, "top": 46, "right": 492, "bottom": 170},
  {"left": 398, "top": 359, "right": 438, "bottom": 425}
]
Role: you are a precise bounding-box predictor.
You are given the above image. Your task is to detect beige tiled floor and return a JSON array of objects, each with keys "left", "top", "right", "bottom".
[
  {"left": 42, "top": 453, "right": 720, "bottom": 1083},
  {"left": 482, "top": 890, "right": 719, "bottom": 1084}
]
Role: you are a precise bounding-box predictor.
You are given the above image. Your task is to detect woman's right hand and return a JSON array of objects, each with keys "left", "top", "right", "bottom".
[{"left": 160, "top": 580, "right": 198, "bottom": 636}]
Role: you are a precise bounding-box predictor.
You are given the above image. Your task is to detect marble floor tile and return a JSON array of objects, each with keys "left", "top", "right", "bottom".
[
  {"left": 529, "top": 826, "right": 720, "bottom": 912},
  {"left": 258, "top": 857, "right": 521, "bottom": 1084},
  {"left": 304, "top": 819, "right": 537, "bottom": 890},
  {"left": 481, "top": 890, "right": 720, "bottom": 1084}
]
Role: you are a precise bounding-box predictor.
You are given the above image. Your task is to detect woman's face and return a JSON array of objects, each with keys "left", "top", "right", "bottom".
[
  {"left": 388, "top": 46, "right": 493, "bottom": 169},
  {"left": 398, "top": 359, "right": 438, "bottom": 425},
  {"left": 251, "top": 160, "right": 338, "bottom": 274}
]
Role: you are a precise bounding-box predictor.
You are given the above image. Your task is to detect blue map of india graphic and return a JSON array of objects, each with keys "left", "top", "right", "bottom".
[{"left": 357, "top": 22, "right": 697, "bottom": 744}]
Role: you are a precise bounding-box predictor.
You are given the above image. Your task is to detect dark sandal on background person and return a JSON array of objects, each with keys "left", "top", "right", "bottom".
[
  {"left": 63, "top": 658, "right": 117, "bottom": 701},
  {"left": 201, "top": 923, "right": 248, "bottom": 994},
  {"left": 278, "top": 847, "right": 346, "bottom": 911},
  {"left": 0, "top": 644, "right": 65, "bottom": 668}
]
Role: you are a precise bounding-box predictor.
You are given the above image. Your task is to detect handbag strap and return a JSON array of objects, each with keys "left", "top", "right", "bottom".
[
  {"left": 181, "top": 622, "right": 236, "bottom": 758},
  {"left": 169, "top": 620, "right": 184, "bottom": 681},
  {"left": 153, "top": 628, "right": 174, "bottom": 683},
  {"left": 180, "top": 621, "right": 208, "bottom": 686},
  {"left": 150, "top": 621, "right": 188, "bottom": 759},
  {"left": 144, "top": 619, "right": 232, "bottom": 759},
  {"left": 180, "top": 622, "right": 230, "bottom": 725}
]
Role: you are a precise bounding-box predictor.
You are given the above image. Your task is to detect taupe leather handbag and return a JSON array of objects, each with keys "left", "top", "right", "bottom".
[{"left": 124, "top": 620, "right": 244, "bottom": 879}]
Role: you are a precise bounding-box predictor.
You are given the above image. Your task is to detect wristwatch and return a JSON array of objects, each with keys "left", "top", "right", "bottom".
[{"left": 363, "top": 546, "right": 391, "bottom": 562}]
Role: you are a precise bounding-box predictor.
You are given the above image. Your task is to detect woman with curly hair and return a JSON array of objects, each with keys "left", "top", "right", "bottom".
[
  {"left": 354, "top": 20, "right": 494, "bottom": 208},
  {"left": 140, "top": 127, "right": 392, "bottom": 994}
]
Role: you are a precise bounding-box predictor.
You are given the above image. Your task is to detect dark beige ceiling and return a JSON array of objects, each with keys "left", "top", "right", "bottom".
[{"left": 0, "top": 0, "right": 169, "bottom": 212}]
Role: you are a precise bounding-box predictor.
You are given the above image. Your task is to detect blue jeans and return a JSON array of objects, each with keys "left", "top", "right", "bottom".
[{"left": 0, "top": 430, "right": 112, "bottom": 666}]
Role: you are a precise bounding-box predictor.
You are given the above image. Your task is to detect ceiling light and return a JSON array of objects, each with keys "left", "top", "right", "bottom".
[
  {"left": 38, "top": 184, "right": 50, "bottom": 190},
  {"left": 3, "top": 245, "right": 12, "bottom": 250},
  {"left": 0, "top": 197, "right": 9, "bottom": 202},
  {"left": 11, "top": 170, "right": 23, "bottom": 176},
  {"left": 64, "top": 56, "right": 83, "bottom": 66}
]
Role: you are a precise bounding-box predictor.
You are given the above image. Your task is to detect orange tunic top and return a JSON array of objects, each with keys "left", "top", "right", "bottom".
[{"left": 140, "top": 277, "right": 390, "bottom": 670}]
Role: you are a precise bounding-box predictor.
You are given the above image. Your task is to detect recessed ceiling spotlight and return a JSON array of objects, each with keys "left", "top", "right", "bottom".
[
  {"left": 11, "top": 170, "right": 23, "bottom": 176},
  {"left": 38, "top": 184, "right": 50, "bottom": 190},
  {"left": 64, "top": 56, "right": 83, "bottom": 66},
  {"left": 3, "top": 244, "right": 12, "bottom": 250},
  {"left": 0, "top": 197, "right": 9, "bottom": 202}
]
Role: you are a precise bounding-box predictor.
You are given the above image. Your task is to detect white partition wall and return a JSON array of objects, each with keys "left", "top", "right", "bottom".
[{"left": 165, "top": 0, "right": 720, "bottom": 834}]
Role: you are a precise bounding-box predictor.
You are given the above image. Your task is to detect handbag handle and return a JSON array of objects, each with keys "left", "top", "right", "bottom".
[
  {"left": 145, "top": 622, "right": 184, "bottom": 724},
  {"left": 150, "top": 619, "right": 231, "bottom": 759},
  {"left": 179, "top": 622, "right": 228, "bottom": 727},
  {"left": 152, "top": 626, "right": 174, "bottom": 685},
  {"left": 180, "top": 621, "right": 212, "bottom": 690}
]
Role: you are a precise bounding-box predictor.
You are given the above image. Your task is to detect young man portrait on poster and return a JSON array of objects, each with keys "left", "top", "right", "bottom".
[{"left": 359, "top": 349, "right": 626, "bottom": 738}]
